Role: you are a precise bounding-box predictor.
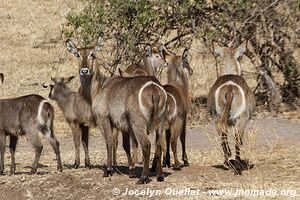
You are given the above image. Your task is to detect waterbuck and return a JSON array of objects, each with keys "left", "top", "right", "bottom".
[
  {"left": 160, "top": 48, "right": 193, "bottom": 169},
  {"left": 66, "top": 38, "right": 167, "bottom": 184},
  {"left": 120, "top": 45, "right": 193, "bottom": 170},
  {"left": 124, "top": 44, "right": 165, "bottom": 76},
  {"left": 0, "top": 74, "right": 62, "bottom": 175},
  {"left": 207, "top": 42, "right": 255, "bottom": 174},
  {"left": 118, "top": 44, "right": 166, "bottom": 165},
  {"left": 43, "top": 76, "right": 94, "bottom": 169}
]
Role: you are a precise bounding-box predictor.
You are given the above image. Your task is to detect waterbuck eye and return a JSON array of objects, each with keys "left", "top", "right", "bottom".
[{"left": 90, "top": 53, "right": 96, "bottom": 59}]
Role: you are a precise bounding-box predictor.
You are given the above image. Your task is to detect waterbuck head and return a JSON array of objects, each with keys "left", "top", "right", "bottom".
[
  {"left": 43, "top": 76, "right": 75, "bottom": 100},
  {"left": 213, "top": 41, "right": 247, "bottom": 76},
  {"left": 66, "top": 37, "right": 104, "bottom": 78},
  {"left": 162, "top": 48, "right": 193, "bottom": 80},
  {"left": 143, "top": 44, "right": 165, "bottom": 75}
]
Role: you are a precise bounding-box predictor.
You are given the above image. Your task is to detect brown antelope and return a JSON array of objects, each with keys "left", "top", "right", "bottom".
[
  {"left": 207, "top": 42, "right": 255, "bottom": 175},
  {"left": 66, "top": 38, "right": 167, "bottom": 184},
  {"left": 120, "top": 46, "right": 193, "bottom": 170},
  {"left": 124, "top": 44, "right": 165, "bottom": 76},
  {"left": 0, "top": 74, "right": 62, "bottom": 175},
  {"left": 160, "top": 48, "right": 193, "bottom": 169},
  {"left": 43, "top": 77, "right": 94, "bottom": 170},
  {"left": 118, "top": 44, "right": 166, "bottom": 166},
  {"left": 65, "top": 40, "right": 97, "bottom": 169}
]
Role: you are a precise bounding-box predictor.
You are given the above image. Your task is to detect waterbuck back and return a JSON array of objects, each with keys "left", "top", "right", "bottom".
[{"left": 0, "top": 93, "right": 62, "bottom": 175}]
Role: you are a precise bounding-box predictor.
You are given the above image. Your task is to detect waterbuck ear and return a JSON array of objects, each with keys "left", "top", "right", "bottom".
[
  {"left": 182, "top": 49, "right": 193, "bottom": 76},
  {"left": 118, "top": 68, "right": 132, "bottom": 77},
  {"left": 235, "top": 41, "right": 247, "bottom": 59},
  {"left": 212, "top": 42, "right": 223, "bottom": 57},
  {"left": 162, "top": 47, "right": 172, "bottom": 60},
  {"left": 64, "top": 76, "right": 75, "bottom": 84},
  {"left": 95, "top": 37, "right": 104, "bottom": 52},
  {"left": 0, "top": 73, "right": 4, "bottom": 84},
  {"left": 66, "top": 39, "right": 79, "bottom": 57},
  {"left": 182, "top": 48, "right": 189, "bottom": 61},
  {"left": 144, "top": 44, "right": 152, "bottom": 57}
]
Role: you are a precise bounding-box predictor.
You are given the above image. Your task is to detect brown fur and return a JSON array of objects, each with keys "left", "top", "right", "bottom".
[
  {"left": 161, "top": 48, "right": 193, "bottom": 168},
  {"left": 66, "top": 38, "right": 167, "bottom": 184},
  {"left": 0, "top": 90, "right": 62, "bottom": 175},
  {"left": 207, "top": 43, "right": 255, "bottom": 175},
  {"left": 121, "top": 46, "right": 193, "bottom": 170},
  {"left": 45, "top": 76, "right": 94, "bottom": 168},
  {"left": 124, "top": 45, "right": 165, "bottom": 76}
]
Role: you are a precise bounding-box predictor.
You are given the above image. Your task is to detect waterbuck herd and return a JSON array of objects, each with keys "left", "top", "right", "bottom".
[{"left": 0, "top": 37, "right": 255, "bottom": 184}]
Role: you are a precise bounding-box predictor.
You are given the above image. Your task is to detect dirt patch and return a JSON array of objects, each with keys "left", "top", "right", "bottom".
[{"left": 0, "top": 117, "right": 299, "bottom": 200}]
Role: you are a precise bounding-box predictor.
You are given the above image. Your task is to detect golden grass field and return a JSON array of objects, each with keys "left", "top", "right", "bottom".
[{"left": 0, "top": 1, "right": 299, "bottom": 199}]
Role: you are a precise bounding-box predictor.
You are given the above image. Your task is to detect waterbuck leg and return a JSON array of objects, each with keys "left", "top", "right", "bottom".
[
  {"left": 180, "top": 118, "right": 189, "bottom": 166},
  {"left": 41, "top": 126, "right": 63, "bottom": 173},
  {"left": 0, "top": 133, "right": 6, "bottom": 175},
  {"left": 150, "top": 130, "right": 159, "bottom": 172},
  {"left": 26, "top": 128, "right": 43, "bottom": 174},
  {"left": 9, "top": 135, "right": 17, "bottom": 175},
  {"left": 234, "top": 116, "right": 247, "bottom": 175},
  {"left": 70, "top": 123, "right": 81, "bottom": 168},
  {"left": 112, "top": 128, "right": 119, "bottom": 166},
  {"left": 99, "top": 117, "right": 114, "bottom": 177},
  {"left": 217, "top": 122, "right": 231, "bottom": 168},
  {"left": 171, "top": 124, "right": 181, "bottom": 170},
  {"left": 132, "top": 125, "right": 151, "bottom": 184},
  {"left": 122, "top": 131, "right": 136, "bottom": 178},
  {"left": 131, "top": 135, "right": 139, "bottom": 165},
  {"left": 80, "top": 124, "right": 90, "bottom": 167},
  {"left": 155, "top": 124, "right": 165, "bottom": 182},
  {"left": 163, "top": 129, "right": 171, "bottom": 168}
]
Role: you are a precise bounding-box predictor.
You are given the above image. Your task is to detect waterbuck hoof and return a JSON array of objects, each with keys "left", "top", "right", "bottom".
[
  {"left": 84, "top": 164, "right": 91, "bottom": 169},
  {"left": 9, "top": 171, "right": 15, "bottom": 176},
  {"left": 0, "top": 169, "right": 4, "bottom": 175},
  {"left": 30, "top": 168, "right": 37, "bottom": 174},
  {"left": 136, "top": 177, "right": 151, "bottom": 184},
  {"left": 163, "top": 161, "right": 171, "bottom": 168},
  {"left": 73, "top": 163, "right": 80, "bottom": 169},
  {"left": 57, "top": 166, "right": 63, "bottom": 172},
  {"left": 150, "top": 165, "right": 156, "bottom": 172},
  {"left": 234, "top": 160, "right": 242, "bottom": 175},
  {"left": 234, "top": 169, "right": 242, "bottom": 175},
  {"left": 157, "top": 176, "right": 164, "bottom": 182},
  {"left": 183, "top": 161, "right": 190, "bottom": 167},
  {"left": 129, "top": 169, "right": 137, "bottom": 178},
  {"left": 103, "top": 169, "right": 114, "bottom": 177},
  {"left": 172, "top": 165, "right": 182, "bottom": 171},
  {"left": 223, "top": 160, "right": 231, "bottom": 169},
  {"left": 85, "top": 160, "right": 91, "bottom": 168}
]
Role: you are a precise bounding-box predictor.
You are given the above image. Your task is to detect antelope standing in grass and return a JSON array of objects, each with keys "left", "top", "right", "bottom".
[
  {"left": 0, "top": 74, "right": 62, "bottom": 175},
  {"left": 121, "top": 46, "right": 193, "bottom": 170},
  {"left": 66, "top": 38, "right": 167, "bottom": 184},
  {"left": 160, "top": 48, "right": 193, "bottom": 169},
  {"left": 43, "top": 77, "right": 94, "bottom": 170},
  {"left": 207, "top": 42, "right": 255, "bottom": 175},
  {"left": 65, "top": 41, "right": 97, "bottom": 169}
]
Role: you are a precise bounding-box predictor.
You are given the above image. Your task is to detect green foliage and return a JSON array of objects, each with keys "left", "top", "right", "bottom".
[{"left": 63, "top": 0, "right": 300, "bottom": 107}]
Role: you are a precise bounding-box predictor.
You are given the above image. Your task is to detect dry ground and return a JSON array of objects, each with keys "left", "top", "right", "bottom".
[{"left": 0, "top": 0, "right": 299, "bottom": 199}]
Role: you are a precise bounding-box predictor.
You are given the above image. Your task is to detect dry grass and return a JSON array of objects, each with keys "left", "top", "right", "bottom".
[{"left": 0, "top": 0, "right": 299, "bottom": 199}]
